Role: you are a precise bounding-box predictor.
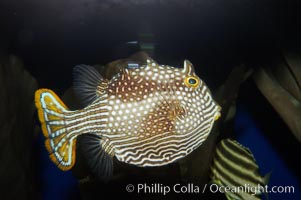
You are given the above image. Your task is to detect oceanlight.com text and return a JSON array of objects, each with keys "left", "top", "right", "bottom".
[{"left": 209, "top": 183, "right": 295, "bottom": 196}]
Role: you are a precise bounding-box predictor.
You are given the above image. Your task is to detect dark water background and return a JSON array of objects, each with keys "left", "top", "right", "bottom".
[{"left": 0, "top": 0, "right": 300, "bottom": 199}]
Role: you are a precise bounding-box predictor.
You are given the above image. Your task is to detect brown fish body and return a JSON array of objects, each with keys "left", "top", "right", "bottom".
[{"left": 35, "top": 58, "right": 221, "bottom": 177}]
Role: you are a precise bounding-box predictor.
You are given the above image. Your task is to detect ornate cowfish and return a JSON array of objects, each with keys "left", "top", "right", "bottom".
[
  {"left": 35, "top": 58, "right": 221, "bottom": 179},
  {"left": 210, "top": 139, "right": 270, "bottom": 200}
]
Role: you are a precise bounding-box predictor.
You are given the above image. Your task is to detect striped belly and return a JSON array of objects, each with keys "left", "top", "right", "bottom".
[{"left": 112, "top": 116, "right": 215, "bottom": 167}]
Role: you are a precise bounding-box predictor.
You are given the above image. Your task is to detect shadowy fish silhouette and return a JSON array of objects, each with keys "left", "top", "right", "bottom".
[
  {"left": 211, "top": 139, "right": 271, "bottom": 200},
  {"left": 35, "top": 58, "right": 221, "bottom": 180}
]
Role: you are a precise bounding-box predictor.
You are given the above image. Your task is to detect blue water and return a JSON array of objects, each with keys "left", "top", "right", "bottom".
[
  {"left": 37, "top": 134, "right": 80, "bottom": 200},
  {"left": 235, "top": 105, "right": 301, "bottom": 200}
]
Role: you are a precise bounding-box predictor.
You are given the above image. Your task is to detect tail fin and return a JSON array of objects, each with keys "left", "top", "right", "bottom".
[{"left": 35, "top": 89, "right": 76, "bottom": 171}]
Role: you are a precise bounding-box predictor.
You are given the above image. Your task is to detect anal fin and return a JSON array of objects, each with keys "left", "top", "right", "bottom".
[{"left": 77, "top": 134, "right": 113, "bottom": 182}]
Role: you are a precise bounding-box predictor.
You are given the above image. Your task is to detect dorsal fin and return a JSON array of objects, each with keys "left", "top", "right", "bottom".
[{"left": 73, "top": 64, "right": 108, "bottom": 106}]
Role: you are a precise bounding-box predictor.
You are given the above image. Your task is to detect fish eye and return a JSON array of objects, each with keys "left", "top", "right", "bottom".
[{"left": 184, "top": 76, "right": 199, "bottom": 88}]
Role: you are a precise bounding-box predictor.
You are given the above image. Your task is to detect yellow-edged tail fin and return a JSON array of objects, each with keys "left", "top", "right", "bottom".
[{"left": 35, "top": 89, "right": 76, "bottom": 171}]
